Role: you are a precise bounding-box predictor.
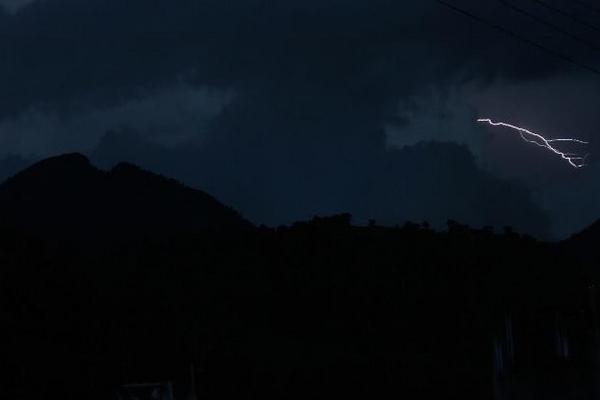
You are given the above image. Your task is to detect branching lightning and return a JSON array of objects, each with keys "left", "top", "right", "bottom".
[{"left": 477, "top": 118, "right": 589, "bottom": 168}]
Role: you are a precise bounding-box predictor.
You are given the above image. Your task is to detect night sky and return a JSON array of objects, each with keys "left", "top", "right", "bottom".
[{"left": 1, "top": 0, "right": 600, "bottom": 239}]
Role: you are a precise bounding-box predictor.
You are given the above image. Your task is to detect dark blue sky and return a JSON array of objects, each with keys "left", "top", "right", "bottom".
[{"left": 1, "top": 0, "right": 599, "bottom": 239}]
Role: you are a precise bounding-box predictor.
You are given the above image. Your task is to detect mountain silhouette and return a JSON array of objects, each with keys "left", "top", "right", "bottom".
[
  {"left": 1, "top": 154, "right": 599, "bottom": 400},
  {"left": 562, "top": 218, "right": 600, "bottom": 267},
  {"left": 567, "top": 218, "right": 600, "bottom": 243},
  {"left": 0, "top": 153, "right": 251, "bottom": 236},
  {"left": 0, "top": 154, "right": 36, "bottom": 184}
]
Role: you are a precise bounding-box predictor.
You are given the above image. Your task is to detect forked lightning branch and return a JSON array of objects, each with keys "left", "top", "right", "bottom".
[{"left": 477, "top": 118, "right": 589, "bottom": 168}]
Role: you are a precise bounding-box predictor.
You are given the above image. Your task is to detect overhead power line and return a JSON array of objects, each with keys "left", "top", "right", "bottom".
[
  {"left": 571, "top": 0, "right": 600, "bottom": 15},
  {"left": 433, "top": 0, "right": 600, "bottom": 77},
  {"left": 499, "top": 0, "right": 600, "bottom": 53},
  {"left": 530, "top": 0, "right": 600, "bottom": 34}
]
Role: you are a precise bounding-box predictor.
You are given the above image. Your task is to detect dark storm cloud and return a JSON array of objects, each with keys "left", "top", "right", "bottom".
[
  {"left": 1, "top": 0, "right": 587, "bottom": 118},
  {"left": 0, "top": 84, "right": 233, "bottom": 156},
  {"left": 2, "top": 0, "right": 594, "bottom": 156},
  {"left": 0, "top": 0, "right": 34, "bottom": 14},
  {"left": 91, "top": 127, "right": 550, "bottom": 238},
  {"left": 2, "top": 0, "right": 595, "bottom": 236}
]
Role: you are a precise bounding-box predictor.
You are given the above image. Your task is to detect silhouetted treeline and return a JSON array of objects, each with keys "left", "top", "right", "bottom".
[{"left": 2, "top": 215, "right": 599, "bottom": 399}]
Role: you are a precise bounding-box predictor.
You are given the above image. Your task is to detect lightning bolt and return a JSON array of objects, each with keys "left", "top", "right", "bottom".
[{"left": 477, "top": 118, "right": 589, "bottom": 168}]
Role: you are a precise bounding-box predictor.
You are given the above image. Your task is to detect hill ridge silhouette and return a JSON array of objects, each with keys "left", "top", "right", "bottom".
[{"left": 0, "top": 153, "right": 251, "bottom": 236}]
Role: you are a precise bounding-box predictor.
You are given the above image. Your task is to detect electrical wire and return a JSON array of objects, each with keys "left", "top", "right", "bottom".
[{"left": 434, "top": 0, "right": 600, "bottom": 76}]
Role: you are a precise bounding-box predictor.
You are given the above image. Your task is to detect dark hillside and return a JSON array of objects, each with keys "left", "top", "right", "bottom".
[
  {"left": 0, "top": 157, "right": 597, "bottom": 399},
  {"left": 1, "top": 217, "right": 596, "bottom": 399},
  {"left": 0, "top": 153, "right": 250, "bottom": 237}
]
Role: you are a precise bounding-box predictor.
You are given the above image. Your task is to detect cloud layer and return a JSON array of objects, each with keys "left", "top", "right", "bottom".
[{"left": 1, "top": 0, "right": 599, "bottom": 237}]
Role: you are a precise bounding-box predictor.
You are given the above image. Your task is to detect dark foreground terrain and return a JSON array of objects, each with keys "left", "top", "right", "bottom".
[{"left": 2, "top": 155, "right": 600, "bottom": 399}]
